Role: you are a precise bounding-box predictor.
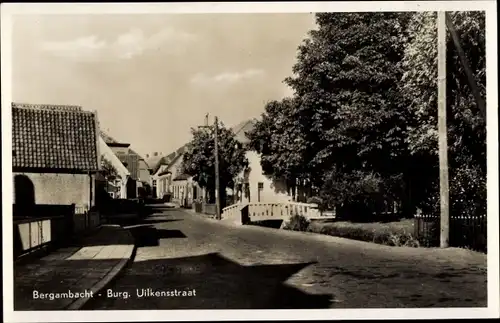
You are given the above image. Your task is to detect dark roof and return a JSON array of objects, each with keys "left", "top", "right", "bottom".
[
  {"left": 158, "top": 170, "right": 171, "bottom": 176},
  {"left": 231, "top": 119, "right": 257, "bottom": 144},
  {"left": 145, "top": 155, "right": 164, "bottom": 170},
  {"left": 151, "top": 146, "right": 187, "bottom": 175},
  {"left": 100, "top": 130, "right": 148, "bottom": 175},
  {"left": 12, "top": 102, "right": 99, "bottom": 172},
  {"left": 118, "top": 153, "right": 139, "bottom": 180},
  {"left": 173, "top": 173, "right": 190, "bottom": 181},
  {"left": 166, "top": 149, "right": 185, "bottom": 169}
]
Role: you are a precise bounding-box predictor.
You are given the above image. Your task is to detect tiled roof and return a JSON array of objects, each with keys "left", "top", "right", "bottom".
[
  {"left": 231, "top": 119, "right": 257, "bottom": 144},
  {"left": 12, "top": 102, "right": 99, "bottom": 171},
  {"left": 100, "top": 131, "right": 119, "bottom": 144},
  {"left": 145, "top": 155, "right": 164, "bottom": 170},
  {"left": 118, "top": 153, "right": 139, "bottom": 180},
  {"left": 151, "top": 147, "right": 186, "bottom": 175}
]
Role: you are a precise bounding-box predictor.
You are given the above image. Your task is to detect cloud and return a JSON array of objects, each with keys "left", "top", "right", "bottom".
[
  {"left": 191, "top": 69, "right": 265, "bottom": 86},
  {"left": 40, "top": 28, "right": 197, "bottom": 62},
  {"left": 40, "top": 35, "right": 106, "bottom": 61}
]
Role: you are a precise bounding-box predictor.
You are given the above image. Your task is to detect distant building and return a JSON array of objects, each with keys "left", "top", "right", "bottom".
[
  {"left": 97, "top": 136, "right": 130, "bottom": 199},
  {"left": 150, "top": 146, "right": 201, "bottom": 207},
  {"left": 100, "top": 131, "right": 151, "bottom": 198},
  {"left": 12, "top": 103, "right": 100, "bottom": 214},
  {"left": 231, "top": 119, "right": 294, "bottom": 205},
  {"left": 151, "top": 118, "right": 297, "bottom": 209}
]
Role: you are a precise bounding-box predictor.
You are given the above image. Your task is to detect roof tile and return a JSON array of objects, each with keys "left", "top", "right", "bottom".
[{"left": 12, "top": 102, "right": 99, "bottom": 171}]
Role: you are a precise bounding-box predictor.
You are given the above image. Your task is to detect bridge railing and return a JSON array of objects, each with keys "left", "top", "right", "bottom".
[{"left": 221, "top": 201, "right": 335, "bottom": 223}]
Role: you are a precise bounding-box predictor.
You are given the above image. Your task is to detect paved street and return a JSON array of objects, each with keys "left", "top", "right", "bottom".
[
  {"left": 14, "top": 225, "right": 134, "bottom": 310},
  {"left": 85, "top": 207, "right": 487, "bottom": 310}
]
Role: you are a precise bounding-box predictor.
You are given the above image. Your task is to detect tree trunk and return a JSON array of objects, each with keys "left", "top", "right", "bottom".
[{"left": 220, "top": 185, "right": 228, "bottom": 210}]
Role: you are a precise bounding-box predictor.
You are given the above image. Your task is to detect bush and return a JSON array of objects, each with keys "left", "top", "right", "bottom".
[
  {"left": 283, "top": 214, "right": 311, "bottom": 232},
  {"left": 307, "top": 221, "right": 421, "bottom": 248}
]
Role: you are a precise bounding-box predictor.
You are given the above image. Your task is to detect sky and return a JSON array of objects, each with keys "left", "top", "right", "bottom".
[{"left": 11, "top": 13, "right": 316, "bottom": 157}]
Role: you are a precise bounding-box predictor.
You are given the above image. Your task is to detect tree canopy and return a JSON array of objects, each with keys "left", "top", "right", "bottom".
[
  {"left": 181, "top": 121, "right": 248, "bottom": 206},
  {"left": 400, "top": 11, "right": 486, "bottom": 217},
  {"left": 248, "top": 11, "right": 486, "bottom": 220},
  {"left": 100, "top": 157, "right": 118, "bottom": 181}
]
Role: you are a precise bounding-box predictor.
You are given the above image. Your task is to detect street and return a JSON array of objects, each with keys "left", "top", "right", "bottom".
[{"left": 84, "top": 207, "right": 487, "bottom": 309}]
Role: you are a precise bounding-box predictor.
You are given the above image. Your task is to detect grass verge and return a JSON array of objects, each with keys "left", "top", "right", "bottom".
[{"left": 283, "top": 215, "right": 420, "bottom": 248}]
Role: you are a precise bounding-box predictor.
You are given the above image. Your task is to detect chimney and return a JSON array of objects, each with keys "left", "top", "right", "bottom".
[{"left": 154, "top": 152, "right": 158, "bottom": 157}]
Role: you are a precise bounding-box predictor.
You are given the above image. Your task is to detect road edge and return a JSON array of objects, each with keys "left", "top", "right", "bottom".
[
  {"left": 180, "top": 208, "right": 487, "bottom": 261},
  {"left": 65, "top": 227, "right": 137, "bottom": 310}
]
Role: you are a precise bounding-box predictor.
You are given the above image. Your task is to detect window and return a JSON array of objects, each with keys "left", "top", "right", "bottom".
[
  {"left": 152, "top": 180, "right": 157, "bottom": 187},
  {"left": 257, "top": 182, "right": 264, "bottom": 202}
]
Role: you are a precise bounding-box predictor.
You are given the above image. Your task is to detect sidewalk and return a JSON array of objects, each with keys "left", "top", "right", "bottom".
[{"left": 14, "top": 225, "right": 135, "bottom": 311}]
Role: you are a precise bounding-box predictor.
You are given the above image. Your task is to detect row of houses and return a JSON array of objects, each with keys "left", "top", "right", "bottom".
[
  {"left": 147, "top": 118, "right": 298, "bottom": 209},
  {"left": 11, "top": 102, "right": 151, "bottom": 214}
]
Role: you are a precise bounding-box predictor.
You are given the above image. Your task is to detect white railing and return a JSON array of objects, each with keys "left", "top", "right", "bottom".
[
  {"left": 248, "top": 202, "right": 320, "bottom": 219},
  {"left": 221, "top": 201, "right": 335, "bottom": 223},
  {"left": 221, "top": 203, "right": 243, "bottom": 221}
]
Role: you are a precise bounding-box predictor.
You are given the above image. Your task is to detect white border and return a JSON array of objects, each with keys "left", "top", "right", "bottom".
[{"left": 2, "top": 2, "right": 498, "bottom": 322}]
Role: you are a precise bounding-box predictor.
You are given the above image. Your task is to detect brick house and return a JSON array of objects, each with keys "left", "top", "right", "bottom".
[{"left": 12, "top": 103, "right": 100, "bottom": 214}]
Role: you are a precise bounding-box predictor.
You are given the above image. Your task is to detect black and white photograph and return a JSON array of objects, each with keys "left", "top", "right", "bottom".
[{"left": 1, "top": 1, "right": 498, "bottom": 322}]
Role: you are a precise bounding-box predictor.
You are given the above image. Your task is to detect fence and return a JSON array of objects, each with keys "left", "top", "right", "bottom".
[
  {"left": 13, "top": 203, "right": 102, "bottom": 259},
  {"left": 13, "top": 215, "right": 70, "bottom": 259},
  {"left": 414, "top": 213, "right": 487, "bottom": 252},
  {"left": 193, "top": 201, "right": 217, "bottom": 215}
]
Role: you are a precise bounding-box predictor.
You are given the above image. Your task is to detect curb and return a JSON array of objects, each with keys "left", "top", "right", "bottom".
[{"left": 65, "top": 227, "right": 137, "bottom": 310}]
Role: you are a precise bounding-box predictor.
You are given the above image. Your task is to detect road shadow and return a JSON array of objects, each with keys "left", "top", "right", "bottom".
[
  {"left": 128, "top": 225, "right": 187, "bottom": 247},
  {"left": 249, "top": 219, "right": 284, "bottom": 229},
  {"left": 84, "top": 252, "right": 333, "bottom": 310},
  {"left": 105, "top": 216, "right": 182, "bottom": 227}
]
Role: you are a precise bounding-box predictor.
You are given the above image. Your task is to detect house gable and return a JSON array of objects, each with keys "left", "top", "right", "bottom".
[{"left": 12, "top": 102, "right": 99, "bottom": 173}]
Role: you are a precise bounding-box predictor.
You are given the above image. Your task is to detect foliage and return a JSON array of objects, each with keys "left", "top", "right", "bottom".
[
  {"left": 400, "top": 11, "right": 486, "bottom": 218},
  {"left": 308, "top": 220, "right": 420, "bottom": 247},
  {"left": 282, "top": 214, "right": 311, "bottom": 232},
  {"left": 247, "top": 98, "right": 310, "bottom": 191},
  {"left": 249, "top": 13, "right": 414, "bottom": 210},
  {"left": 181, "top": 120, "right": 248, "bottom": 205},
  {"left": 250, "top": 11, "right": 486, "bottom": 227},
  {"left": 100, "top": 156, "right": 118, "bottom": 181}
]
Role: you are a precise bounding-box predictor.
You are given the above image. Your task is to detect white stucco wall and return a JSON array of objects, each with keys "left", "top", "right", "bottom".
[
  {"left": 13, "top": 172, "right": 93, "bottom": 209},
  {"left": 239, "top": 151, "right": 292, "bottom": 204},
  {"left": 99, "top": 136, "right": 130, "bottom": 198},
  {"left": 138, "top": 159, "right": 150, "bottom": 183},
  {"left": 153, "top": 165, "right": 171, "bottom": 199}
]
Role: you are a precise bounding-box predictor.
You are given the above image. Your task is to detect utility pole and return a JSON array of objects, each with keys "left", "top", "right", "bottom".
[
  {"left": 198, "top": 114, "right": 221, "bottom": 220},
  {"left": 214, "top": 116, "right": 221, "bottom": 220},
  {"left": 437, "top": 11, "right": 450, "bottom": 248}
]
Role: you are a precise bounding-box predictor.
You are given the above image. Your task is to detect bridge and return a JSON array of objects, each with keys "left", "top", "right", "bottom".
[{"left": 221, "top": 201, "right": 336, "bottom": 225}]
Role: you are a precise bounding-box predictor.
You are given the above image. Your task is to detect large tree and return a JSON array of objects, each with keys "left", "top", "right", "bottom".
[
  {"left": 250, "top": 12, "right": 413, "bottom": 214},
  {"left": 400, "top": 11, "right": 486, "bottom": 218},
  {"left": 181, "top": 121, "right": 248, "bottom": 209}
]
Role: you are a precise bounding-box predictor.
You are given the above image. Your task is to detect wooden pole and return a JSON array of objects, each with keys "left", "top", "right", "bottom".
[
  {"left": 438, "top": 11, "right": 450, "bottom": 248},
  {"left": 445, "top": 12, "right": 486, "bottom": 119},
  {"left": 214, "top": 116, "right": 221, "bottom": 220}
]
